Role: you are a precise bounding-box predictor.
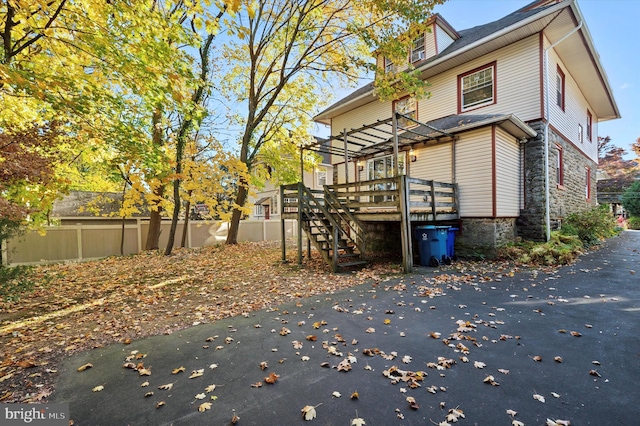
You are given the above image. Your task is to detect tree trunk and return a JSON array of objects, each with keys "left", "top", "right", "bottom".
[
  {"left": 145, "top": 186, "right": 164, "bottom": 250},
  {"left": 226, "top": 184, "right": 248, "bottom": 245},
  {"left": 164, "top": 175, "right": 182, "bottom": 255},
  {"left": 181, "top": 195, "right": 192, "bottom": 248},
  {"left": 145, "top": 106, "right": 165, "bottom": 251}
]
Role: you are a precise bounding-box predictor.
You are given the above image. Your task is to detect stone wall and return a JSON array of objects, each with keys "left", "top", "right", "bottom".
[
  {"left": 362, "top": 221, "right": 403, "bottom": 254},
  {"left": 455, "top": 218, "right": 516, "bottom": 258},
  {"left": 517, "top": 121, "right": 597, "bottom": 241}
]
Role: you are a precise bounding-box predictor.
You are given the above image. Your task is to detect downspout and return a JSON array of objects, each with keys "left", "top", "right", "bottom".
[{"left": 543, "top": 18, "right": 582, "bottom": 241}]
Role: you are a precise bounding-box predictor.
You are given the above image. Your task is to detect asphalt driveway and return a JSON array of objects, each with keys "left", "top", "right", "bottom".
[{"left": 52, "top": 231, "right": 640, "bottom": 425}]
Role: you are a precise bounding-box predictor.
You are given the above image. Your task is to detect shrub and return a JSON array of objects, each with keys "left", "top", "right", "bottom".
[
  {"left": 497, "top": 232, "right": 583, "bottom": 266},
  {"left": 627, "top": 216, "right": 640, "bottom": 230},
  {"left": 622, "top": 181, "right": 640, "bottom": 217},
  {"left": 561, "top": 206, "right": 618, "bottom": 246}
]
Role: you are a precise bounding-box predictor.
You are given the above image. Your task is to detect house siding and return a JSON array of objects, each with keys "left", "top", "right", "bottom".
[
  {"left": 435, "top": 23, "right": 454, "bottom": 53},
  {"left": 547, "top": 45, "right": 599, "bottom": 162},
  {"left": 495, "top": 127, "right": 522, "bottom": 217},
  {"left": 455, "top": 128, "right": 493, "bottom": 217},
  {"left": 332, "top": 35, "right": 541, "bottom": 144},
  {"left": 409, "top": 142, "right": 453, "bottom": 183},
  {"left": 424, "top": 24, "right": 438, "bottom": 59}
]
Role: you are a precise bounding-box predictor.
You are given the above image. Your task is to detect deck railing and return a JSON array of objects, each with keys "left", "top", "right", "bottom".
[{"left": 284, "top": 176, "right": 458, "bottom": 220}]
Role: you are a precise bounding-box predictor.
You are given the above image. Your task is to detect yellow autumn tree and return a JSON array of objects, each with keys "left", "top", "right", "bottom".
[{"left": 220, "top": 0, "right": 445, "bottom": 244}]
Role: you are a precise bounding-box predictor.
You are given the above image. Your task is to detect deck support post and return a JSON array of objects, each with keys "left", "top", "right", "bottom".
[
  {"left": 297, "top": 182, "right": 303, "bottom": 266},
  {"left": 399, "top": 175, "right": 413, "bottom": 273},
  {"left": 281, "top": 185, "right": 287, "bottom": 262}
]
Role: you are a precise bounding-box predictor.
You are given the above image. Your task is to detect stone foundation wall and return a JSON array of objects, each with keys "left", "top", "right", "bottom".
[
  {"left": 517, "top": 121, "right": 597, "bottom": 241},
  {"left": 455, "top": 218, "right": 516, "bottom": 258},
  {"left": 362, "top": 221, "right": 402, "bottom": 254}
]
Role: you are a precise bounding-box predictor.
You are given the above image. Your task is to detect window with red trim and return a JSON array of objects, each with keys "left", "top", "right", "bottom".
[
  {"left": 556, "top": 145, "right": 564, "bottom": 186},
  {"left": 393, "top": 96, "right": 417, "bottom": 128},
  {"left": 585, "top": 167, "right": 591, "bottom": 200},
  {"left": 586, "top": 110, "right": 593, "bottom": 141},
  {"left": 459, "top": 62, "right": 496, "bottom": 112},
  {"left": 556, "top": 66, "right": 565, "bottom": 111}
]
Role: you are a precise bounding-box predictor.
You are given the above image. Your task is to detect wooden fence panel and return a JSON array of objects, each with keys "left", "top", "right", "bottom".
[{"left": 4, "top": 220, "right": 298, "bottom": 266}]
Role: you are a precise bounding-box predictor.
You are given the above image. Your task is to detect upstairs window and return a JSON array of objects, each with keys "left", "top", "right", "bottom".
[
  {"left": 393, "top": 96, "right": 417, "bottom": 128},
  {"left": 556, "top": 66, "right": 565, "bottom": 111},
  {"left": 384, "top": 57, "right": 395, "bottom": 73},
  {"left": 578, "top": 124, "right": 583, "bottom": 143},
  {"left": 459, "top": 62, "right": 496, "bottom": 112},
  {"left": 411, "top": 35, "right": 426, "bottom": 63},
  {"left": 586, "top": 110, "right": 593, "bottom": 141}
]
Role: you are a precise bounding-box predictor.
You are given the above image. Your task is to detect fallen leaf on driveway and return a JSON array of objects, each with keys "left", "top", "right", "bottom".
[
  {"left": 198, "top": 402, "right": 212, "bottom": 412},
  {"left": 301, "top": 404, "right": 320, "bottom": 420},
  {"left": 533, "top": 393, "right": 546, "bottom": 403},
  {"left": 77, "top": 363, "right": 93, "bottom": 372}
]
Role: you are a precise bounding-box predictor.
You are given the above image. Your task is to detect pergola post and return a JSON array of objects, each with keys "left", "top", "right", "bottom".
[
  {"left": 394, "top": 114, "right": 412, "bottom": 273},
  {"left": 343, "top": 128, "right": 349, "bottom": 184}
]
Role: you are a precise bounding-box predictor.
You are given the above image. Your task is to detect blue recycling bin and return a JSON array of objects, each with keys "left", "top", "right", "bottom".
[
  {"left": 415, "top": 226, "right": 448, "bottom": 266},
  {"left": 446, "top": 227, "right": 459, "bottom": 259}
]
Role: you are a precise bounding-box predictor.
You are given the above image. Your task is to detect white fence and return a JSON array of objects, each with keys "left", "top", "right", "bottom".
[{"left": 1, "top": 219, "right": 298, "bottom": 266}]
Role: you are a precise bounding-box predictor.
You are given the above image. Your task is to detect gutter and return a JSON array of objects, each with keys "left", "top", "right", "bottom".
[
  {"left": 439, "top": 114, "right": 537, "bottom": 139},
  {"left": 543, "top": 11, "right": 583, "bottom": 241}
]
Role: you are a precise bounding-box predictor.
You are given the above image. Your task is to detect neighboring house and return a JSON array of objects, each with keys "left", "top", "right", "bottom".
[
  {"left": 298, "top": 0, "right": 618, "bottom": 269},
  {"left": 51, "top": 191, "right": 150, "bottom": 225},
  {"left": 249, "top": 144, "right": 333, "bottom": 220}
]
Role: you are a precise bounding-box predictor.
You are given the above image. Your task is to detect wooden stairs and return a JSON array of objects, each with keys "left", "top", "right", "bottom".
[{"left": 295, "top": 184, "right": 367, "bottom": 272}]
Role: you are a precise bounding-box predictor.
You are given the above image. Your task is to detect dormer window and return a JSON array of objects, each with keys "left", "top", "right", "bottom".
[
  {"left": 411, "top": 35, "right": 426, "bottom": 63},
  {"left": 458, "top": 62, "right": 496, "bottom": 112},
  {"left": 384, "top": 57, "right": 395, "bottom": 73}
]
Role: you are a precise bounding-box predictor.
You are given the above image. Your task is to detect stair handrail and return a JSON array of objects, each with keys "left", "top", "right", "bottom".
[{"left": 323, "top": 187, "right": 366, "bottom": 257}]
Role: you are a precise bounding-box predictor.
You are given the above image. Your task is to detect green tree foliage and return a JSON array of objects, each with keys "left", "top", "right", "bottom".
[{"left": 622, "top": 181, "right": 640, "bottom": 217}]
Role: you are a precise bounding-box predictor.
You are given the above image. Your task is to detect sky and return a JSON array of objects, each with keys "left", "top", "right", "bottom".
[{"left": 323, "top": 0, "right": 639, "bottom": 158}]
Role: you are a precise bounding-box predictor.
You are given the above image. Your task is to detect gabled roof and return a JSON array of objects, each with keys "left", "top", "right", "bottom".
[{"left": 315, "top": 0, "right": 620, "bottom": 124}]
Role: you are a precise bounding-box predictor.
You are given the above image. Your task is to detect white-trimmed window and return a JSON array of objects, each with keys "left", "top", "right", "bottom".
[
  {"left": 578, "top": 124, "right": 583, "bottom": 143},
  {"left": 384, "top": 57, "right": 395, "bottom": 73},
  {"left": 411, "top": 35, "right": 426, "bottom": 63},
  {"left": 393, "top": 96, "right": 417, "bottom": 128},
  {"left": 367, "top": 154, "right": 405, "bottom": 202},
  {"left": 459, "top": 62, "right": 496, "bottom": 112},
  {"left": 316, "top": 167, "right": 327, "bottom": 187}
]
